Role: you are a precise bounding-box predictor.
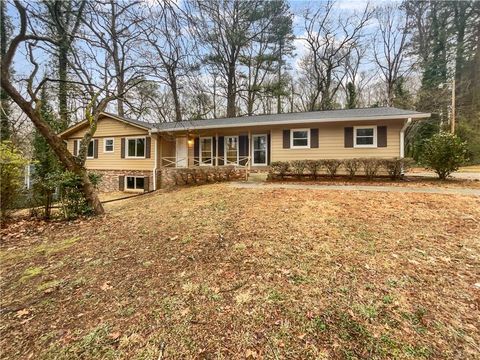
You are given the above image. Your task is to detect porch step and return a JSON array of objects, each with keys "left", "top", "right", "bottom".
[{"left": 247, "top": 172, "right": 268, "bottom": 182}]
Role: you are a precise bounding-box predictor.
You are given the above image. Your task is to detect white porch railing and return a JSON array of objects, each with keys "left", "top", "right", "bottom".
[{"left": 160, "top": 156, "right": 250, "bottom": 169}]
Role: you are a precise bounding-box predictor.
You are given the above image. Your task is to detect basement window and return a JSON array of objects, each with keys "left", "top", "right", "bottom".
[{"left": 125, "top": 176, "right": 144, "bottom": 190}]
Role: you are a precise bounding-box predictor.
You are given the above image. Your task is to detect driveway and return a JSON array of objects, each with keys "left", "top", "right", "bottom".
[
  {"left": 231, "top": 182, "right": 480, "bottom": 196},
  {"left": 406, "top": 170, "right": 480, "bottom": 181}
]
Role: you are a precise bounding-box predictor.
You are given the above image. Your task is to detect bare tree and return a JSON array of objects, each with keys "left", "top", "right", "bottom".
[
  {"left": 83, "top": 0, "right": 145, "bottom": 117},
  {"left": 140, "top": 0, "right": 192, "bottom": 122},
  {"left": 1, "top": 1, "right": 137, "bottom": 215},
  {"left": 191, "top": 0, "right": 283, "bottom": 117},
  {"left": 373, "top": 4, "right": 412, "bottom": 106},
  {"left": 301, "top": 0, "right": 373, "bottom": 110}
]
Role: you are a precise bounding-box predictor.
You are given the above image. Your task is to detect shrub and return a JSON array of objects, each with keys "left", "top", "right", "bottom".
[
  {"left": 305, "top": 160, "right": 323, "bottom": 179},
  {"left": 0, "top": 141, "right": 29, "bottom": 218},
  {"left": 343, "top": 159, "right": 361, "bottom": 179},
  {"left": 323, "top": 159, "right": 341, "bottom": 178},
  {"left": 270, "top": 161, "right": 290, "bottom": 180},
  {"left": 420, "top": 132, "right": 468, "bottom": 179},
  {"left": 56, "top": 171, "right": 102, "bottom": 219},
  {"left": 224, "top": 166, "right": 235, "bottom": 180},
  {"left": 361, "top": 158, "right": 381, "bottom": 180},
  {"left": 382, "top": 158, "right": 413, "bottom": 180},
  {"left": 291, "top": 160, "right": 307, "bottom": 178}
]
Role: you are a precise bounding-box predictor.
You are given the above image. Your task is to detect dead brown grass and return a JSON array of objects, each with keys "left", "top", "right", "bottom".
[{"left": 1, "top": 184, "right": 479, "bottom": 359}]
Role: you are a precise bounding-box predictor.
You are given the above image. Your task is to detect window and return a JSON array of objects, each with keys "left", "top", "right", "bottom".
[
  {"left": 199, "top": 137, "right": 213, "bottom": 165},
  {"left": 225, "top": 136, "right": 239, "bottom": 165},
  {"left": 291, "top": 129, "right": 310, "bottom": 148},
  {"left": 75, "top": 139, "right": 94, "bottom": 158},
  {"left": 126, "top": 176, "right": 144, "bottom": 190},
  {"left": 354, "top": 126, "right": 377, "bottom": 147},
  {"left": 104, "top": 138, "right": 114, "bottom": 153},
  {"left": 127, "top": 137, "right": 145, "bottom": 158}
]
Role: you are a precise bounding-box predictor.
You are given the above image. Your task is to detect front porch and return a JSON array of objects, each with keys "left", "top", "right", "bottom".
[{"left": 158, "top": 132, "right": 271, "bottom": 170}]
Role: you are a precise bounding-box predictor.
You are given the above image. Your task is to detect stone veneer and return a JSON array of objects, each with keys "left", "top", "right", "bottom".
[{"left": 89, "top": 169, "right": 155, "bottom": 192}]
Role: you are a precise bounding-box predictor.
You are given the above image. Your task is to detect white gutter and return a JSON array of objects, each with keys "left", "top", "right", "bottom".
[
  {"left": 151, "top": 113, "right": 431, "bottom": 133},
  {"left": 399, "top": 117, "right": 412, "bottom": 158}
]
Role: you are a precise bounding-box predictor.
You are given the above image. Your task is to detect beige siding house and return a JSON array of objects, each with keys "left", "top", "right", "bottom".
[{"left": 60, "top": 107, "right": 430, "bottom": 192}]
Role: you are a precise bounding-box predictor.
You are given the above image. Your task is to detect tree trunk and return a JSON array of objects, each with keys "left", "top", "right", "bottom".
[
  {"left": 168, "top": 68, "right": 182, "bottom": 122},
  {"left": 226, "top": 61, "right": 236, "bottom": 117},
  {"left": 0, "top": 75, "right": 105, "bottom": 215},
  {"left": 0, "top": 0, "right": 11, "bottom": 141},
  {"left": 58, "top": 39, "right": 69, "bottom": 129}
]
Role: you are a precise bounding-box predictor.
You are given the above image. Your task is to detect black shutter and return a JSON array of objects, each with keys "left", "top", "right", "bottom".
[
  {"left": 121, "top": 138, "right": 125, "bottom": 158},
  {"left": 377, "top": 126, "right": 387, "bottom": 147},
  {"left": 239, "top": 135, "right": 249, "bottom": 165},
  {"left": 344, "top": 127, "right": 354, "bottom": 148},
  {"left": 144, "top": 176, "right": 150, "bottom": 192},
  {"left": 119, "top": 176, "right": 125, "bottom": 191},
  {"left": 267, "top": 133, "right": 271, "bottom": 165},
  {"left": 283, "top": 130, "right": 290, "bottom": 148},
  {"left": 218, "top": 136, "right": 224, "bottom": 165},
  {"left": 93, "top": 139, "right": 99, "bottom": 158},
  {"left": 310, "top": 129, "right": 319, "bottom": 148},
  {"left": 145, "top": 137, "right": 151, "bottom": 158},
  {"left": 193, "top": 137, "right": 199, "bottom": 165},
  {"left": 73, "top": 140, "right": 78, "bottom": 156}
]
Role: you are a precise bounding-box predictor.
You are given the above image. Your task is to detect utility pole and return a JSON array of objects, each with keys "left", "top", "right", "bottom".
[{"left": 451, "top": 78, "right": 456, "bottom": 133}]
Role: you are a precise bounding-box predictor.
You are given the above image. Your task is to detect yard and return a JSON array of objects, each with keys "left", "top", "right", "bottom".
[{"left": 1, "top": 183, "right": 479, "bottom": 359}]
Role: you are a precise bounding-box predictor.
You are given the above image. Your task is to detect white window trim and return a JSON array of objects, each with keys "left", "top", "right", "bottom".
[
  {"left": 75, "top": 139, "right": 95, "bottom": 159},
  {"left": 224, "top": 135, "right": 239, "bottom": 165},
  {"left": 125, "top": 136, "right": 146, "bottom": 159},
  {"left": 252, "top": 134, "right": 268, "bottom": 166},
  {"left": 104, "top": 138, "right": 114, "bottom": 153},
  {"left": 199, "top": 136, "right": 213, "bottom": 166},
  {"left": 290, "top": 128, "right": 310, "bottom": 149},
  {"left": 354, "top": 125, "right": 377, "bottom": 148},
  {"left": 125, "top": 176, "right": 145, "bottom": 192}
]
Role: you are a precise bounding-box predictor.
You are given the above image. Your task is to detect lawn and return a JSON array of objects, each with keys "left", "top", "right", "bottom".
[{"left": 1, "top": 184, "right": 479, "bottom": 359}]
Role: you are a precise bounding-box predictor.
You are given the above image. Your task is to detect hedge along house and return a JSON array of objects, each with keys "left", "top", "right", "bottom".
[{"left": 60, "top": 107, "right": 430, "bottom": 192}]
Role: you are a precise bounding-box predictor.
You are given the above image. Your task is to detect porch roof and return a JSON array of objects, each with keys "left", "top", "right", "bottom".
[{"left": 151, "top": 107, "right": 430, "bottom": 133}]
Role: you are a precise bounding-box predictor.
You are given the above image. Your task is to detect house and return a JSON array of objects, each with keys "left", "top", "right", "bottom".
[{"left": 60, "top": 107, "right": 430, "bottom": 192}]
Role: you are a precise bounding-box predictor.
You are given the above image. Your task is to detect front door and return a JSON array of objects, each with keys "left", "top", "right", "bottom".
[
  {"left": 176, "top": 137, "right": 188, "bottom": 168},
  {"left": 252, "top": 134, "right": 267, "bottom": 166}
]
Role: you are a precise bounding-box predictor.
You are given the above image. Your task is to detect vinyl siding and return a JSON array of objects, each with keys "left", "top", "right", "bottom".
[
  {"left": 160, "top": 119, "right": 405, "bottom": 164},
  {"left": 270, "top": 120, "right": 404, "bottom": 161},
  {"left": 65, "top": 117, "right": 155, "bottom": 171}
]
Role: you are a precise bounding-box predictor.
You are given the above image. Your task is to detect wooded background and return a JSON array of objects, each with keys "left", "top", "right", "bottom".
[{"left": 1, "top": 0, "right": 479, "bottom": 162}]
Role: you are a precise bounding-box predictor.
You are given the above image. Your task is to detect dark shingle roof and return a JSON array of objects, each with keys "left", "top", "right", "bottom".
[{"left": 152, "top": 107, "right": 430, "bottom": 132}]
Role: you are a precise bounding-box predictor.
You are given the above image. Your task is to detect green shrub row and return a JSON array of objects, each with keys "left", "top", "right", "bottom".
[{"left": 270, "top": 158, "right": 413, "bottom": 180}]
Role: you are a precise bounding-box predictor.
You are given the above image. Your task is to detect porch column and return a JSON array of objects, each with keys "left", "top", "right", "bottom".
[
  {"left": 248, "top": 130, "right": 251, "bottom": 170},
  {"left": 215, "top": 133, "right": 218, "bottom": 166}
]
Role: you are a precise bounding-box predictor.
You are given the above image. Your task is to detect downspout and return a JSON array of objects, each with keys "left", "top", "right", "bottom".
[
  {"left": 399, "top": 117, "right": 412, "bottom": 159},
  {"left": 152, "top": 132, "right": 157, "bottom": 190},
  {"left": 400, "top": 117, "right": 412, "bottom": 176}
]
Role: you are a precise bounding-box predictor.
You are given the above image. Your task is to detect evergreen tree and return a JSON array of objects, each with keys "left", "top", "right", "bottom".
[
  {"left": 32, "top": 88, "right": 62, "bottom": 219},
  {"left": 346, "top": 82, "right": 357, "bottom": 109}
]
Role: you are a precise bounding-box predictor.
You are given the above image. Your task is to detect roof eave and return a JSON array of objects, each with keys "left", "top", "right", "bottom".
[{"left": 152, "top": 113, "right": 431, "bottom": 133}]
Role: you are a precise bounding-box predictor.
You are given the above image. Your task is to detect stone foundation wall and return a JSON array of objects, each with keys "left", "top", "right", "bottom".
[
  {"left": 160, "top": 166, "right": 247, "bottom": 188},
  {"left": 89, "top": 169, "right": 155, "bottom": 192}
]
